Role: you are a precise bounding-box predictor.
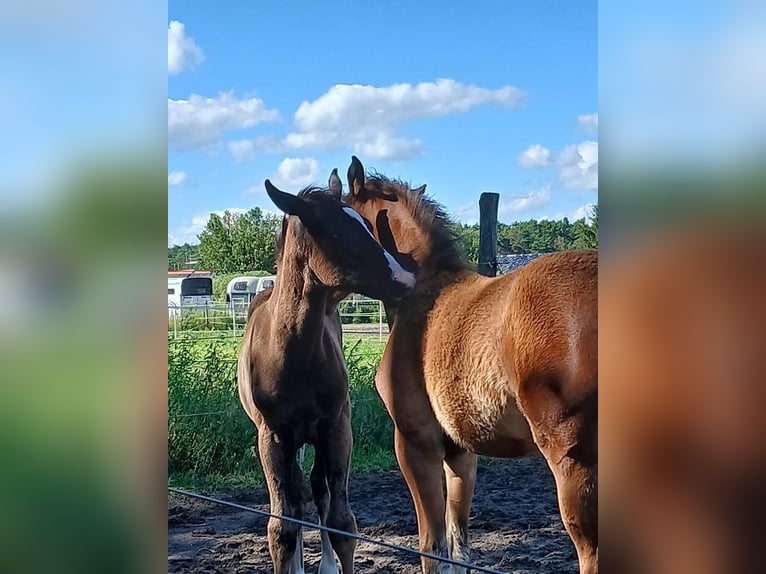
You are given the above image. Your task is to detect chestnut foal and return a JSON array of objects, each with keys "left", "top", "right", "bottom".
[{"left": 343, "top": 157, "right": 597, "bottom": 574}]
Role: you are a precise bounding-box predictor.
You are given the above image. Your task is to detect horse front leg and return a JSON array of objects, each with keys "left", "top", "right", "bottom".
[
  {"left": 310, "top": 455, "right": 339, "bottom": 574},
  {"left": 315, "top": 401, "right": 357, "bottom": 574},
  {"left": 444, "top": 449, "right": 477, "bottom": 573},
  {"left": 394, "top": 427, "right": 451, "bottom": 574},
  {"left": 258, "top": 426, "right": 305, "bottom": 574}
]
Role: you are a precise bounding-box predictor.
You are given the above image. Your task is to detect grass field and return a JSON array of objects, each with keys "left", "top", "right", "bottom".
[{"left": 168, "top": 334, "right": 392, "bottom": 492}]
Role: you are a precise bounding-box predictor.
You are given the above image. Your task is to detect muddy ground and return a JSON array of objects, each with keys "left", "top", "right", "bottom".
[{"left": 168, "top": 457, "right": 576, "bottom": 573}]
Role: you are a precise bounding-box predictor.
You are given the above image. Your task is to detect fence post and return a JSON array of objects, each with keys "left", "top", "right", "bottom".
[
  {"left": 173, "top": 309, "right": 177, "bottom": 339},
  {"left": 478, "top": 192, "right": 499, "bottom": 277},
  {"left": 378, "top": 300, "right": 383, "bottom": 342},
  {"left": 232, "top": 303, "right": 237, "bottom": 337}
]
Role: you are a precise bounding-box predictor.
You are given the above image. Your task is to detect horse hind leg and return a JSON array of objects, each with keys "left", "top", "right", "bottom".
[
  {"left": 311, "top": 456, "right": 340, "bottom": 574},
  {"left": 550, "top": 445, "right": 597, "bottom": 574},
  {"left": 518, "top": 377, "right": 598, "bottom": 574},
  {"left": 316, "top": 404, "right": 358, "bottom": 573},
  {"left": 258, "top": 427, "right": 306, "bottom": 574},
  {"left": 443, "top": 450, "right": 478, "bottom": 573}
]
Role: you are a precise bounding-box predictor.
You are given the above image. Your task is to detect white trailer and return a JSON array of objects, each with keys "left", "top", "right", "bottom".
[
  {"left": 168, "top": 271, "right": 214, "bottom": 315},
  {"left": 225, "top": 275, "right": 276, "bottom": 308}
]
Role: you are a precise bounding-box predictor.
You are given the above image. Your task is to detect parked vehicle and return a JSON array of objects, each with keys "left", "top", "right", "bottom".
[
  {"left": 225, "top": 275, "right": 276, "bottom": 308},
  {"left": 168, "top": 270, "right": 214, "bottom": 315}
]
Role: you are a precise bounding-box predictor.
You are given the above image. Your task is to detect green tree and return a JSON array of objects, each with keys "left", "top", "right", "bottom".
[
  {"left": 449, "top": 223, "right": 480, "bottom": 263},
  {"left": 571, "top": 205, "right": 598, "bottom": 249},
  {"left": 167, "top": 243, "right": 199, "bottom": 270},
  {"left": 495, "top": 213, "right": 598, "bottom": 253},
  {"left": 197, "top": 208, "right": 281, "bottom": 273}
]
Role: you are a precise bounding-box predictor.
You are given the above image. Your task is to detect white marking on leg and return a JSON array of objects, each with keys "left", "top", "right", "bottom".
[
  {"left": 317, "top": 528, "right": 339, "bottom": 574},
  {"left": 315, "top": 505, "right": 339, "bottom": 574},
  {"left": 447, "top": 520, "right": 471, "bottom": 574},
  {"left": 289, "top": 527, "right": 305, "bottom": 574},
  {"left": 342, "top": 206, "right": 415, "bottom": 288}
]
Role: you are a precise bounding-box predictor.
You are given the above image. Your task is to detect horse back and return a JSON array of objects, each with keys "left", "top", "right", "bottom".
[
  {"left": 509, "top": 250, "right": 598, "bottom": 393},
  {"left": 413, "top": 250, "right": 597, "bottom": 453}
]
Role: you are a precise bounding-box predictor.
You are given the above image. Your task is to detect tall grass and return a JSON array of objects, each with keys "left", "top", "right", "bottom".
[
  {"left": 168, "top": 336, "right": 393, "bottom": 491},
  {"left": 345, "top": 340, "right": 395, "bottom": 470}
]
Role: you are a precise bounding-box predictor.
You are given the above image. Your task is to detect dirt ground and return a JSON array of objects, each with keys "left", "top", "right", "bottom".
[{"left": 168, "top": 457, "right": 577, "bottom": 573}]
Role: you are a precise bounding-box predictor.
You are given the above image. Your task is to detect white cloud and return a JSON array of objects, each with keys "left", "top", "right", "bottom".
[
  {"left": 168, "top": 21, "right": 204, "bottom": 75},
  {"left": 266, "top": 157, "right": 321, "bottom": 191},
  {"left": 454, "top": 202, "right": 479, "bottom": 225},
  {"left": 356, "top": 134, "right": 425, "bottom": 162},
  {"left": 168, "top": 92, "right": 280, "bottom": 151},
  {"left": 539, "top": 203, "right": 597, "bottom": 223},
  {"left": 454, "top": 187, "right": 551, "bottom": 224},
  {"left": 168, "top": 171, "right": 188, "bottom": 186},
  {"left": 498, "top": 187, "right": 552, "bottom": 217},
  {"left": 558, "top": 141, "right": 598, "bottom": 190},
  {"left": 571, "top": 202, "right": 596, "bottom": 222},
  {"left": 576, "top": 113, "right": 599, "bottom": 133},
  {"left": 284, "top": 79, "right": 523, "bottom": 160},
  {"left": 168, "top": 207, "right": 249, "bottom": 247},
  {"left": 517, "top": 144, "right": 551, "bottom": 168},
  {"left": 228, "top": 136, "right": 284, "bottom": 163}
]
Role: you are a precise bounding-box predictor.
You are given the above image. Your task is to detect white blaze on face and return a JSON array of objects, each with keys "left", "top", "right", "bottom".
[{"left": 342, "top": 206, "right": 416, "bottom": 288}]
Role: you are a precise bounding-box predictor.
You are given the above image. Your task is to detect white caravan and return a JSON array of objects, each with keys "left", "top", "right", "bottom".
[
  {"left": 225, "top": 275, "right": 276, "bottom": 308},
  {"left": 168, "top": 271, "right": 214, "bottom": 315}
]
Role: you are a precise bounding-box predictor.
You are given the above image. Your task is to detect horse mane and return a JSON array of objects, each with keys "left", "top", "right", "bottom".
[
  {"left": 363, "top": 173, "right": 470, "bottom": 271},
  {"left": 297, "top": 186, "right": 325, "bottom": 199}
]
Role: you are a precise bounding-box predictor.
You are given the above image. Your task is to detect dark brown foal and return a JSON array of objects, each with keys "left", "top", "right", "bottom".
[{"left": 237, "top": 172, "right": 415, "bottom": 573}]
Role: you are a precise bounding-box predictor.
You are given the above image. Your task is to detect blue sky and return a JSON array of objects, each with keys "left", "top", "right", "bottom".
[{"left": 168, "top": 1, "right": 598, "bottom": 246}]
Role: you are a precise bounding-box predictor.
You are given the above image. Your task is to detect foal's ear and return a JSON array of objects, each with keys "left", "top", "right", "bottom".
[
  {"left": 347, "top": 155, "right": 365, "bottom": 197},
  {"left": 265, "top": 180, "right": 309, "bottom": 218},
  {"left": 328, "top": 168, "right": 342, "bottom": 197},
  {"left": 413, "top": 184, "right": 427, "bottom": 195}
]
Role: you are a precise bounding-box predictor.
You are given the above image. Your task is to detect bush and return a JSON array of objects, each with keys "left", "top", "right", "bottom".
[
  {"left": 168, "top": 337, "right": 393, "bottom": 489},
  {"left": 168, "top": 342, "right": 260, "bottom": 480},
  {"left": 344, "top": 340, "right": 395, "bottom": 469}
]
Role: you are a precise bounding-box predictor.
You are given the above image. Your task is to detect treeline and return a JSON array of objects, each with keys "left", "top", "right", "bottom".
[
  {"left": 451, "top": 206, "right": 598, "bottom": 263},
  {"left": 168, "top": 208, "right": 281, "bottom": 272},
  {"left": 168, "top": 206, "right": 598, "bottom": 271}
]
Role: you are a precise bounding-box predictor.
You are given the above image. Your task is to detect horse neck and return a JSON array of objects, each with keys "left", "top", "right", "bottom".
[
  {"left": 382, "top": 212, "right": 474, "bottom": 322},
  {"left": 270, "top": 253, "right": 332, "bottom": 351},
  {"left": 393, "top": 214, "right": 472, "bottom": 283}
]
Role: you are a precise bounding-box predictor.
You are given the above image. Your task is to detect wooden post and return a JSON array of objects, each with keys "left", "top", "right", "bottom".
[{"left": 478, "top": 192, "right": 499, "bottom": 277}]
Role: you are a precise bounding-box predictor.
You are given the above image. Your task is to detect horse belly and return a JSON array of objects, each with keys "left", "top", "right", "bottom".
[
  {"left": 472, "top": 407, "right": 539, "bottom": 458},
  {"left": 426, "top": 368, "right": 536, "bottom": 457}
]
